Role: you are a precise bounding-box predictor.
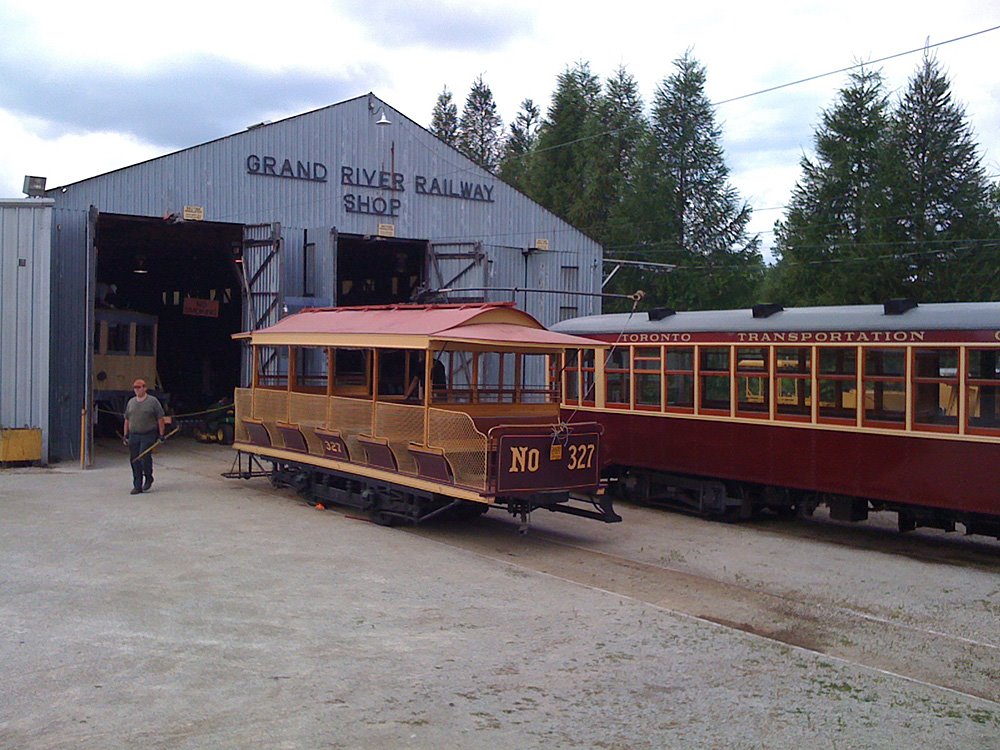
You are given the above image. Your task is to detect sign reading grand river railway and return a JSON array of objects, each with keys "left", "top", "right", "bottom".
[
  {"left": 493, "top": 426, "right": 602, "bottom": 494},
  {"left": 244, "top": 154, "right": 496, "bottom": 217}
]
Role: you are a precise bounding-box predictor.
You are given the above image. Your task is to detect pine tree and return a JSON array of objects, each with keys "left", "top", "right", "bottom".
[
  {"left": 579, "top": 66, "right": 647, "bottom": 243},
  {"left": 457, "top": 75, "right": 504, "bottom": 172},
  {"left": 430, "top": 86, "right": 459, "bottom": 146},
  {"left": 525, "top": 62, "right": 602, "bottom": 222},
  {"left": 889, "top": 52, "right": 1000, "bottom": 301},
  {"left": 499, "top": 98, "right": 540, "bottom": 191},
  {"left": 609, "top": 52, "right": 762, "bottom": 310},
  {"left": 768, "top": 67, "right": 903, "bottom": 305}
]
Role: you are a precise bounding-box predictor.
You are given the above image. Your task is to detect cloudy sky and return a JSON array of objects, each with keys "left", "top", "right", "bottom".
[{"left": 2, "top": 0, "right": 998, "bottom": 255}]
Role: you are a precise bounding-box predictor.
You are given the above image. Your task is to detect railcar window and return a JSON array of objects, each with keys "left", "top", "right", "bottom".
[
  {"left": 736, "top": 347, "right": 769, "bottom": 415},
  {"left": 967, "top": 349, "right": 1000, "bottom": 432},
  {"left": 699, "top": 347, "right": 730, "bottom": 413},
  {"left": 289, "top": 347, "right": 328, "bottom": 392},
  {"left": 255, "top": 345, "right": 288, "bottom": 389},
  {"left": 912, "top": 348, "right": 958, "bottom": 431},
  {"left": 518, "top": 353, "right": 555, "bottom": 403},
  {"left": 776, "top": 347, "right": 812, "bottom": 418},
  {"left": 94, "top": 321, "right": 102, "bottom": 354},
  {"left": 548, "top": 355, "right": 563, "bottom": 403},
  {"left": 863, "top": 348, "right": 906, "bottom": 427},
  {"left": 605, "top": 347, "right": 631, "bottom": 407},
  {"left": 333, "top": 348, "right": 370, "bottom": 393},
  {"left": 665, "top": 347, "right": 694, "bottom": 410},
  {"left": 633, "top": 347, "right": 661, "bottom": 409},
  {"left": 564, "top": 349, "right": 580, "bottom": 404},
  {"left": 817, "top": 348, "right": 857, "bottom": 422},
  {"left": 107, "top": 322, "right": 130, "bottom": 355},
  {"left": 377, "top": 349, "right": 417, "bottom": 398},
  {"left": 135, "top": 324, "right": 155, "bottom": 357}
]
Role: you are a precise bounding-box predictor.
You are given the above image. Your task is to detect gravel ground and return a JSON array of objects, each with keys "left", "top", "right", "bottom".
[{"left": 1, "top": 439, "right": 998, "bottom": 749}]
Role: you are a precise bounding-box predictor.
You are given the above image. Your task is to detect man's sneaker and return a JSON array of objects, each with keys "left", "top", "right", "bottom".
[
  {"left": 142, "top": 477, "right": 153, "bottom": 491},
  {"left": 130, "top": 488, "right": 142, "bottom": 495}
]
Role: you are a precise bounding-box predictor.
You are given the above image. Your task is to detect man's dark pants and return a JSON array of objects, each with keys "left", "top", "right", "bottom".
[{"left": 128, "top": 430, "right": 157, "bottom": 490}]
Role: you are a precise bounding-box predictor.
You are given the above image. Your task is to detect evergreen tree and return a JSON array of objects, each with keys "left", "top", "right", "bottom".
[
  {"left": 457, "top": 75, "right": 504, "bottom": 172},
  {"left": 609, "top": 52, "right": 762, "bottom": 310},
  {"left": 525, "top": 62, "right": 602, "bottom": 222},
  {"left": 499, "top": 98, "right": 540, "bottom": 191},
  {"left": 578, "top": 66, "right": 647, "bottom": 243},
  {"left": 889, "top": 52, "right": 1000, "bottom": 301},
  {"left": 430, "top": 86, "right": 459, "bottom": 146},
  {"left": 768, "top": 67, "right": 903, "bottom": 305}
]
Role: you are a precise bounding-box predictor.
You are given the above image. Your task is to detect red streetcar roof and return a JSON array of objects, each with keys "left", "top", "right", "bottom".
[
  {"left": 242, "top": 302, "right": 607, "bottom": 349},
  {"left": 256, "top": 302, "right": 535, "bottom": 337},
  {"left": 431, "top": 323, "right": 607, "bottom": 348}
]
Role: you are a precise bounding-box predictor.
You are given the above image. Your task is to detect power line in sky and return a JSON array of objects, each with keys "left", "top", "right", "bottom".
[
  {"left": 524, "top": 23, "right": 1000, "bottom": 160},
  {"left": 712, "top": 24, "right": 1000, "bottom": 106}
]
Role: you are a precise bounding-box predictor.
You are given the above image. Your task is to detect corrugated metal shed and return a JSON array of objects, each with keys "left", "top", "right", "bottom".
[
  {"left": 47, "top": 94, "right": 601, "bottom": 312},
  {"left": 0, "top": 199, "right": 52, "bottom": 460},
  {"left": 37, "top": 93, "right": 604, "bottom": 460}
]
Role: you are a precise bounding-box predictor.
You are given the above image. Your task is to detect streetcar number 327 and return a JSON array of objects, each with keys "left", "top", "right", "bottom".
[
  {"left": 567, "top": 443, "right": 595, "bottom": 470},
  {"left": 510, "top": 443, "right": 594, "bottom": 473}
]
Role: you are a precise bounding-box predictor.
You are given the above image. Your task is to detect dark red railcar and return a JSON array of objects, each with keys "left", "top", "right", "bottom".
[{"left": 552, "top": 301, "right": 1000, "bottom": 537}]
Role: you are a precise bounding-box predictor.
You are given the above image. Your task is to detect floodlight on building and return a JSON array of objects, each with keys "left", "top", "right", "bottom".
[
  {"left": 23, "top": 175, "right": 47, "bottom": 197},
  {"left": 375, "top": 108, "right": 391, "bottom": 125}
]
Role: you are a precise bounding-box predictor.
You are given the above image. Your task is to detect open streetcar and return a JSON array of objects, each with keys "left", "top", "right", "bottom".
[
  {"left": 552, "top": 300, "right": 1000, "bottom": 538},
  {"left": 227, "top": 303, "right": 620, "bottom": 528}
]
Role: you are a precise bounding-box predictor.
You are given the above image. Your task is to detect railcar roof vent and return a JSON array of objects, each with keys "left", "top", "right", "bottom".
[
  {"left": 752, "top": 303, "right": 784, "bottom": 319},
  {"left": 884, "top": 298, "right": 918, "bottom": 315},
  {"left": 647, "top": 307, "right": 676, "bottom": 321}
]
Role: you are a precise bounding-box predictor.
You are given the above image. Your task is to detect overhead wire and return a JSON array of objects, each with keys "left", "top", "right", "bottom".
[{"left": 712, "top": 24, "right": 1000, "bottom": 106}]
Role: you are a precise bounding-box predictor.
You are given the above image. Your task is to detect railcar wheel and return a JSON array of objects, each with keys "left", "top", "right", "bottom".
[{"left": 898, "top": 512, "right": 916, "bottom": 533}]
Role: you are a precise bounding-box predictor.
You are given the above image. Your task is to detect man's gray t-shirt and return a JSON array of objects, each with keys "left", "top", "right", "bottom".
[{"left": 125, "top": 396, "right": 164, "bottom": 433}]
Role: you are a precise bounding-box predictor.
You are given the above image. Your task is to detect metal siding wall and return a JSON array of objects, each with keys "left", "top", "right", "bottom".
[
  {"left": 48, "top": 95, "right": 601, "bottom": 324},
  {"left": 0, "top": 200, "right": 52, "bottom": 459},
  {"left": 48, "top": 207, "right": 89, "bottom": 461},
  {"left": 282, "top": 229, "right": 305, "bottom": 297}
]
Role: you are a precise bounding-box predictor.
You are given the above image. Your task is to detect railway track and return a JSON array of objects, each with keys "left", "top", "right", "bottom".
[{"left": 403, "top": 508, "right": 1000, "bottom": 705}]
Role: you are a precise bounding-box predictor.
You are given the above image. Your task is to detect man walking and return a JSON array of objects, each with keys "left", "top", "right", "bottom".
[{"left": 123, "top": 379, "right": 166, "bottom": 495}]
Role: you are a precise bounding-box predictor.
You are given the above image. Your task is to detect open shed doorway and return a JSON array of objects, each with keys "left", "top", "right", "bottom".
[
  {"left": 336, "top": 233, "right": 426, "bottom": 306},
  {"left": 94, "top": 213, "right": 244, "bottom": 428}
]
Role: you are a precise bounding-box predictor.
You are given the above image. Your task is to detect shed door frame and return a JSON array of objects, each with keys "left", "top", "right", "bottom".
[
  {"left": 427, "top": 240, "right": 486, "bottom": 300},
  {"left": 83, "top": 205, "right": 99, "bottom": 467},
  {"left": 239, "top": 222, "right": 283, "bottom": 386}
]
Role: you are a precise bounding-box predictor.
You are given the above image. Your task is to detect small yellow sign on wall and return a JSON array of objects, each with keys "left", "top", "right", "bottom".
[{"left": 183, "top": 205, "right": 205, "bottom": 221}]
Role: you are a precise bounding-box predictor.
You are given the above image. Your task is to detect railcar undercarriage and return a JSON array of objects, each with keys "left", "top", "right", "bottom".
[
  {"left": 225, "top": 451, "right": 621, "bottom": 528},
  {"left": 613, "top": 466, "right": 1000, "bottom": 539}
]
